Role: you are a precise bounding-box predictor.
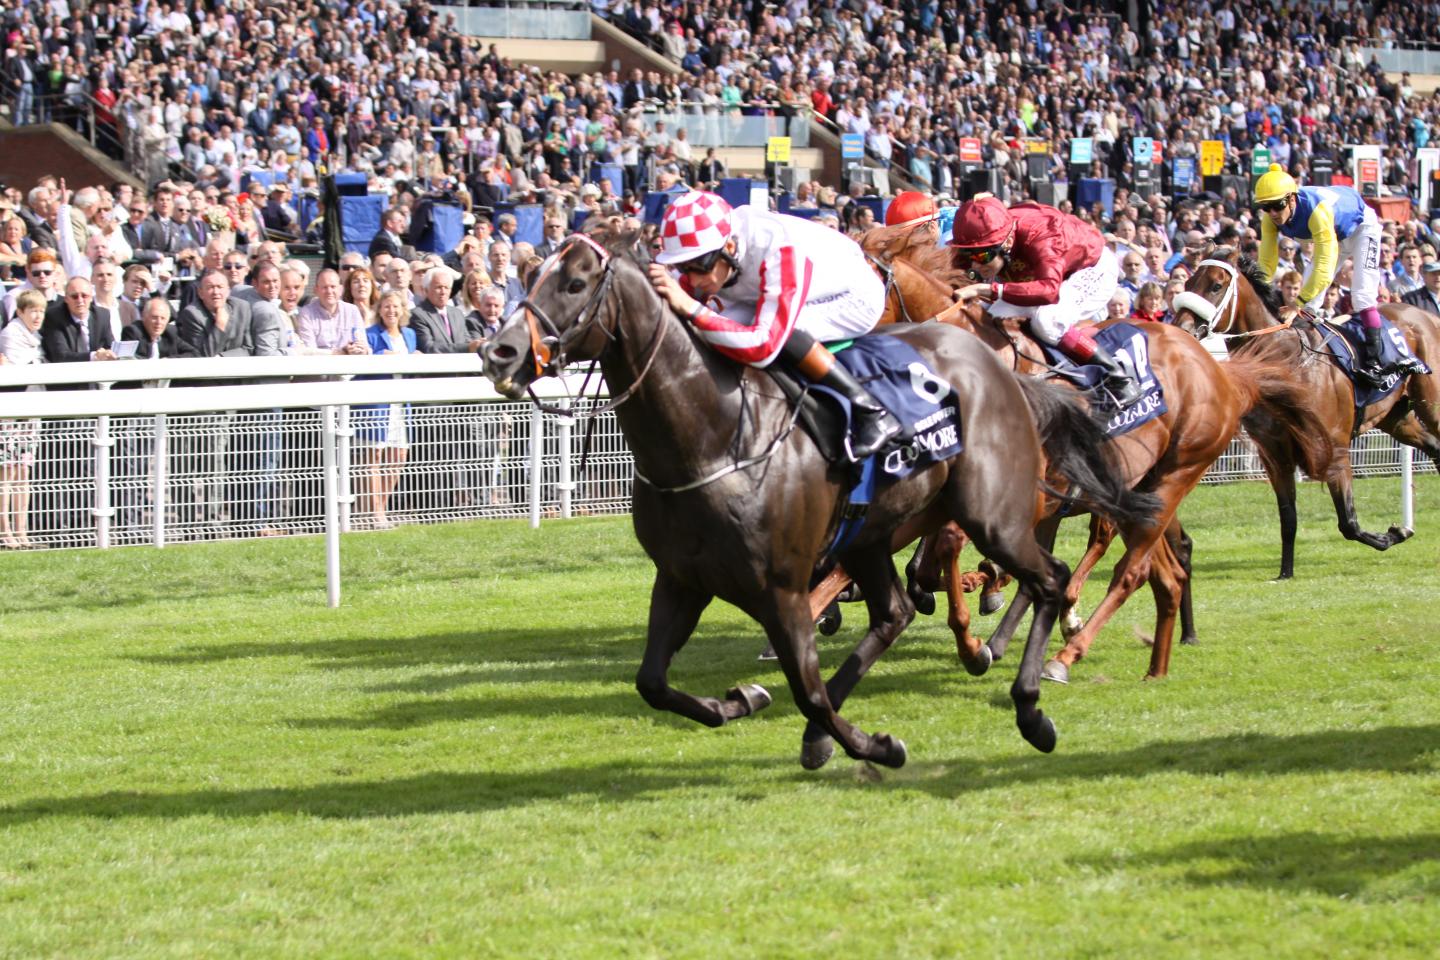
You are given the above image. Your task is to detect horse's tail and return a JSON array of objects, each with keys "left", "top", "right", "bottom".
[
  {"left": 1221, "top": 356, "right": 1337, "bottom": 479},
  {"left": 1013, "top": 375, "right": 1163, "bottom": 528}
]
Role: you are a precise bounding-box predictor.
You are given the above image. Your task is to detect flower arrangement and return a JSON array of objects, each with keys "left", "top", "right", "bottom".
[{"left": 203, "top": 206, "right": 237, "bottom": 233}]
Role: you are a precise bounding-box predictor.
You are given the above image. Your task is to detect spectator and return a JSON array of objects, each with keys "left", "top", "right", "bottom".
[
  {"left": 0, "top": 290, "right": 46, "bottom": 549},
  {"left": 535, "top": 215, "right": 568, "bottom": 258},
  {"left": 42, "top": 277, "right": 115, "bottom": 365},
  {"left": 118, "top": 265, "right": 155, "bottom": 331},
  {"left": 1105, "top": 289, "right": 1133, "bottom": 322},
  {"left": 297, "top": 270, "right": 369, "bottom": 356},
  {"left": 410, "top": 267, "right": 479, "bottom": 354},
  {"left": 179, "top": 271, "right": 256, "bottom": 359},
  {"left": 356, "top": 290, "right": 418, "bottom": 530},
  {"left": 18, "top": 185, "right": 57, "bottom": 252},
  {"left": 1401, "top": 261, "right": 1440, "bottom": 315},
  {"left": 1276, "top": 270, "right": 1304, "bottom": 308},
  {"left": 343, "top": 267, "right": 381, "bottom": 316},
  {"left": 0, "top": 217, "right": 29, "bottom": 282},
  {"left": 138, "top": 185, "right": 184, "bottom": 256},
  {"left": 122, "top": 295, "right": 193, "bottom": 361},
  {"left": 1131, "top": 282, "right": 1167, "bottom": 323},
  {"left": 369, "top": 208, "right": 407, "bottom": 260},
  {"left": 1118, "top": 252, "right": 1146, "bottom": 297}
]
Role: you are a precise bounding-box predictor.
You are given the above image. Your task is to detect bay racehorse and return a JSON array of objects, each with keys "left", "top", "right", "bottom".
[
  {"left": 1172, "top": 251, "right": 1440, "bottom": 578},
  {"left": 481, "top": 228, "right": 1157, "bottom": 768}
]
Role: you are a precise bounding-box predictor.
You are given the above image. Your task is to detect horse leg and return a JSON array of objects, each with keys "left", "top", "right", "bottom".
[
  {"left": 935, "top": 526, "right": 992, "bottom": 676},
  {"left": 1265, "top": 459, "right": 1300, "bottom": 580},
  {"left": 985, "top": 513, "right": 1060, "bottom": 662},
  {"left": 1328, "top": 460, "right": 1414, "bottom": 550},
  {"left": 1060, "top": 515, "right": 1113, "bottom": 640},
  {"left": 1045, "top": 467, "right": 1204, "bottom": 683},
  {"left": 1142, "top": 534, "right": 1184, "bottom": 679},
  {"left": 1173, "top": 521, "right": 1198, "bottom": 646},
  {"left": 1386, "top": 412, "right": 1440, "bottom": 474},
  {"left": 977, "top": 561, "right": 1010, "bottom": 615},
  {"left": 635, "top": 573, "right": 772, "bottom": 726},
  {"left": 800, "top": 547, "right": 916, "bottom": 769},
  {"left": 905, "top": 537, "right": 939, "bottom": 616}
]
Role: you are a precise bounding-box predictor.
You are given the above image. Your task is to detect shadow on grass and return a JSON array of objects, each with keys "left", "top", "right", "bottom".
[
  {"left": 1073, "top": 830, "right": 1440, "bottom": 900},
  {"left": 4, "top": 725, "right": 1436, "bottom": 828}
]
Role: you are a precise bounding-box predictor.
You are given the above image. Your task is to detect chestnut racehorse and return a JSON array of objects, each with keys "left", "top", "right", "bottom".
[
  {"left": 1173, "top": 251, "right": 1440, "bottom": 578},
  {"left": 869, "top": 253, "right": 1332, "bottom": 681}
]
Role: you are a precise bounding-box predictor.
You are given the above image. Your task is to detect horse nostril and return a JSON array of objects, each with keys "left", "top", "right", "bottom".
[{"left": 489, "top": 343, "right": 517, "bottom": 363}]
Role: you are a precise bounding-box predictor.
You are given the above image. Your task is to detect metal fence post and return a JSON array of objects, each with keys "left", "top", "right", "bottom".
[
  {"left": 528, "top": 404, "right": 544, "bottom": 529},
  {"left": 321, "top": 404, "right": 341, "bottom": 608},
  {"left": 555, "top": 407, "right": 575, "bottom": 520},
  {"left": 1402, "top": 444, "right": 1415, "bottom": 531},
  {"left": 93, "top": 383, "right": 115, "bottom": 549},
  {"left": 337, "top": 400, "right": 354, "bottom": 533},
  {"left": 152, "top": 413, "right": 167, "bottom": 548}
]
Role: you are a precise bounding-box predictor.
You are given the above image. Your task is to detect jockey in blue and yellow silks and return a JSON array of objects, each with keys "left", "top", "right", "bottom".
[{"left": 1254, "top": 163, "right": 1426, "bottom": 384}]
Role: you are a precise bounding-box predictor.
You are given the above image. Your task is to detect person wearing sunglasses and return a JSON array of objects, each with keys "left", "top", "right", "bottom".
[
  {"left": 647, "top": 189, "right": 901, "bottom": 461},
  {"left": 1254, "top": 163, "right": 1426, "bottom": 385},
  {"left": 949, "top": 193, "right": 1142, "bottom": 405}
]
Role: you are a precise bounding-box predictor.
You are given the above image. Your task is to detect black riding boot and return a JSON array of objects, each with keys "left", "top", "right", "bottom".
[
  {"left": 783, "top": 332, "right": 903, "bottom": 461},
  {"left": 1361, "top": 323, "right": 1426, "bottom": 383},
  {"left": 1086, "top": 343, "right": 1143, "bottom": 405}
]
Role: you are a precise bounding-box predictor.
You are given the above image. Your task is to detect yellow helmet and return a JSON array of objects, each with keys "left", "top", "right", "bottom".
[{"left": 1253, "top": 163, "right": 1298, "bottom": 204}]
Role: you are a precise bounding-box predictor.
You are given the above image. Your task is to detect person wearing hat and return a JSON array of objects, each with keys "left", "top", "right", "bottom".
[
  {"left": 948, "top": 194, "right": 1142, "bottom": 404},
  {"left": 1400, "top": 260, "right": 1440, "bottom": 316},
  {"left": 646, "top": 190, "right": 901, "bottom": 460},
  {"left": 1254, "top": 163, "right": 1426, "bottom": 384},
  {"left": 883, "top": 191, "right": 941, "bottom": 249}
]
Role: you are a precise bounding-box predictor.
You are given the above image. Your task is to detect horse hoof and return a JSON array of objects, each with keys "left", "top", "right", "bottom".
[
  {"left": 801, "top": 735, "right": 835, "bottom": 770},
  {"left": 1020, "top": 714, "right": 1057, "bottom": 753},
  {"left": 875, "top": 733, "right": 908, "bottom": 768},
  {"left": 756, "top": 644, "right": 777, "bottom": 662},
  {"left": 837, "top": 583, "right": 863, "bottom": 603},
  {"left": 1060, "top": 609, "right": 1084, "bottom": 640},
  {"left": 1179, "top": 634, "right": 1199, "bottom": 647},
  {"left": 979, "top": 591, "right": 1005, "bottom": 616},
  {"left": 985, "top": 640, "right": 1004, "bottom": 663},
  {"left": 1392, "top": 526, "right": 1415, "bottom": 543},
  {"left": 910, "top": 588, "right": 936, "bottom": 617},
  {"left": 816, "top": 605, "right": 843, "bottom": 637},
  {"left": 1042, "top": 660, "right": 1070, "bottom": 684},
  {"left": 961, "top": 643, "right": 993, "bottom": 677},
  {"left": 726, "top": 684, "right": 772, "bottom": 716}
]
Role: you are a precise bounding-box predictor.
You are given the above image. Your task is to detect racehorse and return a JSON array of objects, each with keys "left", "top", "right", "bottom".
[
  {"left": 481, "top": 227, "right": 1157, "bottom": 768},
  {"left": 1172, "top": 251, "right": 1440, "bottom": 578},
  {"left": 872, "top": 250, "right": 1342, "bottom": 679}
]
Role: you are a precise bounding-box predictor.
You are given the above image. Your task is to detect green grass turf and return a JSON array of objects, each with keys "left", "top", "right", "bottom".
[{"left": 2, "top": 476, "right": 1438, "bottom": 959}]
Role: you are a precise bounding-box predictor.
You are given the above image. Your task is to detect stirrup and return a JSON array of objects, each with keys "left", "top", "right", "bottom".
[
  {"left": 846, "top": 410, "right": 903, "bottom": 461},
  {"left": 1102, "top": 376, "right": 1142, "bottom": 406}
]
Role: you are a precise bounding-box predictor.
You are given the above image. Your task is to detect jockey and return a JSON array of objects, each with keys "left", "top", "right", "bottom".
[
  {"left": 1254, "top": 163, "right": 1426, "bottom": 384},
  {"left": 884, "top": 190, "right": 941, "bottom": 247},
  {"left": 949, "top": 194, "right": 1142, "bottom": 404},
  {"left": 646, "top": 190, "right": 902, "bottom": 460}
]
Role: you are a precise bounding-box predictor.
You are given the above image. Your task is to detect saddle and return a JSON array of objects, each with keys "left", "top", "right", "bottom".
[{"left": 1308, "top": 315, "right": 1431, "bottom": 410}]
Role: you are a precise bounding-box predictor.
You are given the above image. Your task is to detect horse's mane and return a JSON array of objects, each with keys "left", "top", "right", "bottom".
[
  {"left": 1230, "top": 251, "right": 1286, "bottom": 318},
  {"left": 582, "top": 216, "right": 650, "bottom": 267},
  {"left": 859, "top": 224, "right": 975, "bottom": 289}
]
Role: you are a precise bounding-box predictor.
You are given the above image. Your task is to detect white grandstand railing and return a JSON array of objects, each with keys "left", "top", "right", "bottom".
[{"left": 0, "top": 356, "right": 1419, "bottom": 604}]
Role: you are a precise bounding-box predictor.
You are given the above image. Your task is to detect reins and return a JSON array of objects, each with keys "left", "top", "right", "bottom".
[{"left": 1173, "top": 257, "right": 1295, "bottom": 342}]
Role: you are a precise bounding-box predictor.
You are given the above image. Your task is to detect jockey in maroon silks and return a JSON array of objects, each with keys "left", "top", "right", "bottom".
[{"left": 950, "top": 194, "right": 1142, "bottom": 404}]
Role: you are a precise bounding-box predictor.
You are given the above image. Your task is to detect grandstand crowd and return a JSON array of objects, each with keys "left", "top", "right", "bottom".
[{"left": 4, "top": 0, "right": 1440, "bottom": 545}]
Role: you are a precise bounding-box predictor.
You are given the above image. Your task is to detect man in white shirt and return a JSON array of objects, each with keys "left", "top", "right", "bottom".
[{"left": 297, "top": 269, "right": 369, "bottom": 355}]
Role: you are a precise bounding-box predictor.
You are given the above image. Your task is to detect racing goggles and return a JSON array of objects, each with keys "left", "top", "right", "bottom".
[
  {"left": 960, "top": 243, "right": 1007, "bottom": 265},
  {"left": 676, "top": 247, "right": 727, "bottom": 275},
  {"left": 1256, "top": 196, "right": 1291, "bottom": 213}
]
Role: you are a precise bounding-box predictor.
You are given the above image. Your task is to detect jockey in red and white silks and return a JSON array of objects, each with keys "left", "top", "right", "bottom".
[{"left": 647, "top": 190, "right": 900, "bottom": 459}]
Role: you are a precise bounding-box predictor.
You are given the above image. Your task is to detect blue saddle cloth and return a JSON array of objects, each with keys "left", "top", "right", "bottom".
[
  {"left": 1313, "top": 317, "right": 1431, "bottom": 408},
  {"left": 1037, "top": 322, "right": 1168, "bottom": 436},
  {"left": 815, "top": 335, "right": 964, "bottom": 556}
]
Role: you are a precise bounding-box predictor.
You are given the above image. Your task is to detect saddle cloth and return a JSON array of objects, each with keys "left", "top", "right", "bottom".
[
  {"left": 1314, "top": 316, "right": 1431, "bottom": 408},
  {"left": 1037, "top": 322, "right": 1168, "bottom": 437}
]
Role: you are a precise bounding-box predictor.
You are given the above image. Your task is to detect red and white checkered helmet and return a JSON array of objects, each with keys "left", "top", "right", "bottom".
[{"left": 655, "top": 190, "right": 734, "bottom": 265}]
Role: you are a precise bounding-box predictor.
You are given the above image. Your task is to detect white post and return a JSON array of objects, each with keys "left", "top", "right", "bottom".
[
  {"left": 556, "top": 408, "right": 575, "bottom": 520},
  {"left": 337, "top": 402, "right": 353, "bottom": 533},
  {"left": 321, "top": 404, "right": 341, "bottom": 608},
  {"left": 1402, "top": 443, "right": 1415, "bottom": 531},
  {"left": 93, "top": 383, "right": 114, "bottom": 549},
  {"left": 152, "top": 413, "right": 167, "bottom": 548},
  {"left": 528, "top": 404, "right": 544, "bottom": 529}
]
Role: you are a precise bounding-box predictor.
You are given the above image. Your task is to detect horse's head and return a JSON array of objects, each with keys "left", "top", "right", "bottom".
[
  {"left": 483, "top": 232, "right": 627, "bottom": 398},
  {"left": 1171, "top": 247, "right": 1281, "bottom": 341}
]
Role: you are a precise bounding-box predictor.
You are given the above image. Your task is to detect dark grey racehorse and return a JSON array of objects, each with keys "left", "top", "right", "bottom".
[{"left": 482, "top": 230, "right": 1157, "bottom": 768}]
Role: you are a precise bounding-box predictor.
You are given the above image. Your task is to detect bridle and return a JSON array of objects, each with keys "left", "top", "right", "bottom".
[
  {"left": 1171, "top": 256, "right": 1296, "bottom": 342},
  {"left": 514, "top": 232, "right": 668, "bottom": 417},
  {"left": 1171, "top": 257, "right": 1241, "bottom": 339}
]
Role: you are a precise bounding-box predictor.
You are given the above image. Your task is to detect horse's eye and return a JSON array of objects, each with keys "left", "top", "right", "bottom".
[
  {"left": 1209, "top": 282, "right": 1222, "bottom": 294},
  {"left": 566, "top": 278, "right": 586, "bottom": 295}
]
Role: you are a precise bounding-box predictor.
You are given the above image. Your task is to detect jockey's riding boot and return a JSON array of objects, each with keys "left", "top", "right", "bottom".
[
  {"left": 1357, "top": 324, "right": 1391, "bottom": 386},
  {"left": 786, "top": 333, "right": 903, "bottom": 461},
  {"left": 1087, "top": 344, "right": 1143, "bottom": 405}
]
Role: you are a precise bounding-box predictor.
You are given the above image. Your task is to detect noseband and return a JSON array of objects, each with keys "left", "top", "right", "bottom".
[{"left": 1171, "top": 257, "right": 1240, "bottom": 339}]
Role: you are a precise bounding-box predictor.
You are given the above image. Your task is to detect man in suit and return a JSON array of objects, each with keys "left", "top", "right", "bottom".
[
  {"left": 178, "top": 270, "right": 255, "bottom": 358},
  {"left": 122, "top": 295, "right": 193, "bottom": 360},
  {"left": 231, "top": 261, "right": 291, "bottom": 356},
  {"left": 138, "top": 185, "right": 185, "bottom": 255},
  {"left": 19, "top": 184, "right": 58, "bottom": 251},
  {"left": 39, "top": 276, "right": 117, "bottom": 532},
  {"left": 488, "top": 242, "right": 526, "bottom": 314},
  {"left": 41, "top": 276, "right": 116, "bottom": 366},
  {"left": 410, "top": 266, "right": 480, "bottom": 354},
  {"left": 534, "top": 214, "right": 567, "bottom": 259},
  {"left": 121, "top": 200, "right": 148, "bottom": 254},
  {"left": 1401, "top": 261, "right": 1440, "bottom": 316},
  {"left": 368, "top": 207, "right": 406, "bottom": 259}
]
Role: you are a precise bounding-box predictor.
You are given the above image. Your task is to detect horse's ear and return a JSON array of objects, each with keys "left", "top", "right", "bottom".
[{"left": 1201, "top": 239, "right": 1217, "bottom": 259}]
